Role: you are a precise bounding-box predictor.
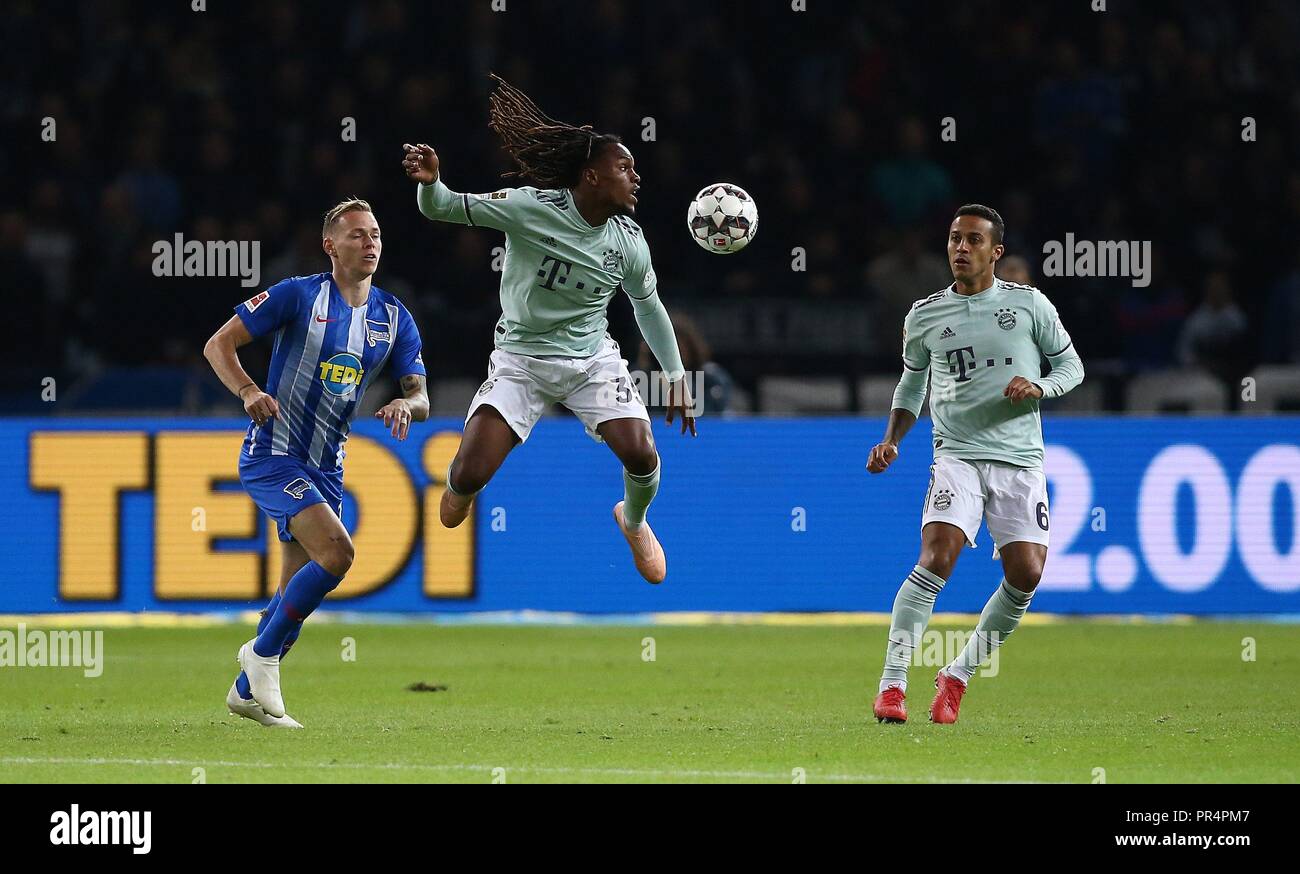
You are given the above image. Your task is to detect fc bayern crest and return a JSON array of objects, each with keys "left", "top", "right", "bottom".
[
  {"left": 932, "top": 489, "right": 953, "bottom": 511},
  {"left": 602, "top": 249, "right": 624, "bottom": 272},
  {"left": 995, "top": 307, "right": 1017, "bottom": 330}
]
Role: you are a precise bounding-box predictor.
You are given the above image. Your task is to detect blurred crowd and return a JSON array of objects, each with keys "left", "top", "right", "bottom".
[{"left": 4, "top": 0, "right": 1299, "bottom": 410}]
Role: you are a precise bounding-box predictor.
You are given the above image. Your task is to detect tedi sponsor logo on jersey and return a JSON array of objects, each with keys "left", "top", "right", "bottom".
[
  {"left": 50, "top": 804, "right": 151, "bottom": 854},
  {"left": 318, "top": 352, "right": 364, "bottom": 397},
  {"left": 1041, "top": 233, "right": 1151, "bottom": 288},
  {"left": 151, "top": 233, "right": 260, "bottom": 288}
]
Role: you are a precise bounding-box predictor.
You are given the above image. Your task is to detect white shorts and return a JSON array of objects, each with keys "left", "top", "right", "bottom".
[
  {"left": 465, "top": 335, "right": 650, "bottom": 443},
  {"left": 921, "top": 456, "right": 1050, "bottom": 553}
]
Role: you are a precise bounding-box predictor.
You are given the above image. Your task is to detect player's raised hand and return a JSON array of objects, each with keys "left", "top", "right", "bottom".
[
  {"left": 242, "top": 388, "right": 278, "bottom": 427},
  {"left": 866, "top": 441, "right": 898, "bottom": 474},
  {"left": 1004, "top": 376, "right": 1044, "bottom": 404},
  {"left": 401, "top": 143, "right": 440, "bottom": 185},
  {"left": 665, "top": 377, "right": 697, "bottom": 437},
  {"left": 376, "top": 399, "right": 414, "bottom": 441}
]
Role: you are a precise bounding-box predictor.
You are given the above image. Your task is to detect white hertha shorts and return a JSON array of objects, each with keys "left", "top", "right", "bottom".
[
  {"left": 921, "top": 456, "right": 1050, "bottom": 553},
  {"left": 466, "top": 335, "right": 650, "bottom": 443}
]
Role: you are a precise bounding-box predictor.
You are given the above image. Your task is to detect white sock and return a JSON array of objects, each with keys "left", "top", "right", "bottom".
[
  {"left": 880, "top": 565, "right": 947, "bottom": 693},
  {"left": 945, "top": 578, "right": 1034, "bottom": 684}
]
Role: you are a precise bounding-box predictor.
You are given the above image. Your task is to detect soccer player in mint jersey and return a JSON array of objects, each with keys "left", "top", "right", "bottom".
[
  {"left": 203, "top": 199, "right": 429, "bottom": 727},
  {"left": 401, "top": 76, "right": 694, "bottom": 584},
  {"left": 866, "top": 204, "right": 1084, "bottom": 725}
]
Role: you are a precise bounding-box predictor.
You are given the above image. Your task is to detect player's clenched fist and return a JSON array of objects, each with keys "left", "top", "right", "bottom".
[
  {"left": 1003, "top": 376, "right": 1044, "bottom": 403},
  {"left": 401, "top": 143, "right": 440, "bottom": 184},
  {"left": 241, "top": 387, "right": 278, "bottom": 427},
  {"left": 866, "top": 441, "right": 899, "bottom": 474}
]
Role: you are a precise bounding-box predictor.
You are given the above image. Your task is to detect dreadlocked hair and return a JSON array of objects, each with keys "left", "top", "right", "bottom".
[{"left": 487, "top": 73, "right": 621, "bottom": 189}]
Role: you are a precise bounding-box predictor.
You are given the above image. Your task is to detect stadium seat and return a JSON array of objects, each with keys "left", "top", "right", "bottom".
[
  {"left": 1125, "top": 368, "right": 1229, "bottom": 413},
  {"left": 1242, "top": 365, "right": 1300, "bottom": 413},
  {"left": 758, "top": 376, "right": 851, "bottom": 413}
]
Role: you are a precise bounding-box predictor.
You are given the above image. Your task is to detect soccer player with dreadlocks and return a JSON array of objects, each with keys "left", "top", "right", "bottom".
[{"left": 402, "top": 75, "right": 694, "bottom": 583}]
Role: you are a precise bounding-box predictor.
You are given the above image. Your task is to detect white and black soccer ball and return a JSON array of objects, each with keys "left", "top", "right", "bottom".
[{"left": 687, "top": 183, "right": 758, "bottom": 254}]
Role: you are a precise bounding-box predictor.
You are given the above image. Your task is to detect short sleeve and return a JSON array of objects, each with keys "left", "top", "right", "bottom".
[
  {"left": 620, "top": 234, "right": 658, "bottom": 302},
  {"left": 901, "top": 305, "right": 928, "bottom": 371},
  {"left": 392, "top": 303, "right": 426, "bottom": 378},
  {"left": 236, "top": 278, "right": 301, "bottom": 339},
  {"left": 1034, "top": 291, "right": 1074, "bottom": 357}
]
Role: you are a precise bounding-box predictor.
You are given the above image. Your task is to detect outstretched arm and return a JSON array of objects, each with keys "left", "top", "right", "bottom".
[
  {"left": 404, "top": 142, "right": 461, "bottom": 223},
  {"left": 375, "top": 374, "right": 429, "bottom": 441},
  {"left": 404, "top": 143, "right": 522, "bottom": 231}
]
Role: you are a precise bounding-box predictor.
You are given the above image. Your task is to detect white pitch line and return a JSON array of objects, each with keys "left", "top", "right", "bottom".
[{"left": 0, "top": 756, "right": 1052, "bottom": 783}]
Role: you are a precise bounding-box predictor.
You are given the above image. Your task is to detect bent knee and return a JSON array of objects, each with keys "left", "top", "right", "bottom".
[
  {"left": 917, "top": 553, "right": 957, "bottom": 581},
  {"left": 448, "top": 457, "right": 491, "bottom": 495},
  {"left": 317, "top": 537, "right": 355, "bottom": 578},
  {"left": 621, "top": 437, "right": 659, "bottom": 477},
  {"left": 1005, "top": 564, "right": 1044, "bottom": 593},
  {"left": 917, "top": 543, "right": 962, "bottom": 581}
]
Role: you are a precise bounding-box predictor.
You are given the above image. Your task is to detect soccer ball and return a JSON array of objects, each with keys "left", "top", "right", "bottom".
[{"left": 687, "top": 183, "right": 758, "bottom": 254}]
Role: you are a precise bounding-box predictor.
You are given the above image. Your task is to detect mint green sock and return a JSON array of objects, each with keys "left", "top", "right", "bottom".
[
  {"left": 621, "top": 461, "right": 660, "bottom": 529},
  {"left": 880, "top": 565, "right": 946, "bottom": 693},
  {"left": 945, "top": 578, "right": 1034, "bottom": 684}
]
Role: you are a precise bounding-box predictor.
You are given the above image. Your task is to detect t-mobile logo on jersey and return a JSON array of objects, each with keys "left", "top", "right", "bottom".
[
  {"left": 536, "top": 256, "right": 574, "bottom": 290},
  {"left": 945, "top": 347, "right": 1015, "bottom": 383},
  {"left": 945, "top": 347, "right": 977, "bottom": 382}
]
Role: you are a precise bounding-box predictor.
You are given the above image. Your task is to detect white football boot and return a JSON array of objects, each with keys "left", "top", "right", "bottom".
[
  {"left": 226, "top": 680, "right": 303, "bottom": 729},
  {"left": 237, "top": 638, "right": 286, "bottom": 718}
]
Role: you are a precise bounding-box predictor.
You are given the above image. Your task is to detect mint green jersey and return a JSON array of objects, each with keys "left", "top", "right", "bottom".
[
  {"left": 418, "top": 180, "right": 657, "bottom": 358},
  {"left": 891, "top": 279, "right": 1085, "bottom": 469}
]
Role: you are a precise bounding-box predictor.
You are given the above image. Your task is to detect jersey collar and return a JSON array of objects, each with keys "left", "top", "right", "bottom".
[{"left": 948, "top": 278, "right": 998, "bottom": 299}]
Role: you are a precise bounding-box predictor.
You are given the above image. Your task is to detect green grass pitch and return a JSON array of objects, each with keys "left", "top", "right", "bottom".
[{"left": 2, "top": 620, "right": 1297, "bottom": 783}]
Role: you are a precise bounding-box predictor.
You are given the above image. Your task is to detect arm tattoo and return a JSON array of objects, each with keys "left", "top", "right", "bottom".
[{"left": 400, "top": 374, "right": 426, "bottom": 397}]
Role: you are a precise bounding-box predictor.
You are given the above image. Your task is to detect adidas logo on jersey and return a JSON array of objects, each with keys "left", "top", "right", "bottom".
[{"left": 940, "top": 326, "right": 956, "bottom": 339}]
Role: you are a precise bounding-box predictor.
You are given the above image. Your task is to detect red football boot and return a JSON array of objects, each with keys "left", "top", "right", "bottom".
[
  {"left": 873, "top": 686, "right": 907, "bottom": 724},
  {"left": 929, "top": 670, "right": 967, "bottom": 724}
]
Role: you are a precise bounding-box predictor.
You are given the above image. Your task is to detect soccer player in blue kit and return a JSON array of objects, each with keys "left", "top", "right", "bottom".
[{"left": 204, "top": 199, "right": 428, "bottom": 727}]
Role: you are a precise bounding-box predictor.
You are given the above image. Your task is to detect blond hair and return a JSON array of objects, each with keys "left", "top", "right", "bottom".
[{"left": 322, "top": 198, "right": 373, "bottom": 237}]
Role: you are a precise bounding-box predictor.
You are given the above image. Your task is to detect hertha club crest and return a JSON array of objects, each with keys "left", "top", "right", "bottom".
[{"left": 995, "top": 308, "right": 1017, "bottom": 330}]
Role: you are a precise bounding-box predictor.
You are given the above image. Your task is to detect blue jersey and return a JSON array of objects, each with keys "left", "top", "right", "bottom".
[{"left": 236, "top": 272, "right": 425, "bottom": 469}]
